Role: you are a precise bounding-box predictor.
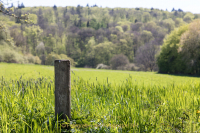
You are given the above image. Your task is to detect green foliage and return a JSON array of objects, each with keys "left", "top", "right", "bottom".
[
  {"left": 45, "top": 52, "right": 60, "bottom": 65},
  {"left": 158, "top": 19, "right": 200, "bottom": 75},
  {"left": 1, "top": 5, "right": 200, "bottom": 69},
  {"left": 24, "top": 25, "right": 43, "bottom": 55},
  {"left": 34, "top": 56, "right": 41, "bottom": 64},
  {"left": 183, "top": 12, "right": 194, "bottom": 23},
  {"left": 25, "top": 54, "right": 41, "bottom": 64},
  {"left": 29, "top": 14, "right": 38, "bottom": 24},
  {"left": 0, "top": 47, "right": 24, "bottom": 63},
  {"left": 161, "top": 18, "right": 175, "bottom": 33},
  {"left": 179, "top": 20, "right": 200, "bottom": 74},
  {"left": 157, "top": 25, "right": 189, "bottom": 73},
  {"left": 45, "top": 53, "right": 75, "bottom": 66},
  {"left": 115, "top": 26, "right": 123, "bottom": 32},
  {"left": 59, "top": 54, "right": 75, "bottom": 66},
  {"left": 141, "top": 30, "right": 154, "bottom": 43},
  {"left": 93, "top": 41, "right": 114, "bottom": 65}
]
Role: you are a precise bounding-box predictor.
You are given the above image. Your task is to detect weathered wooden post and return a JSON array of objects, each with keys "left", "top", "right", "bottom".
[{"left": 54, "top": 60, "right": 71, "bottom": 120}]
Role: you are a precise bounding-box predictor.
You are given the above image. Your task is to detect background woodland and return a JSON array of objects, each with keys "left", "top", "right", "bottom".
[{"left": 0, "top": 4, "right": 200, "bottom": 74}]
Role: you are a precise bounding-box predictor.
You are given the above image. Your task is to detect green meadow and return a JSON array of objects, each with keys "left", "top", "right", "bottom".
[
  {"left": 1, "top": 63, "right": 199, "bottom": 86},
  {"left": 1, "top": 63, "right": 200, "bottom": 132}
]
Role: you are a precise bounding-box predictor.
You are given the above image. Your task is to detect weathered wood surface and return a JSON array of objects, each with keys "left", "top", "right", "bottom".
[{"left": 54, "top": 60, "right": 71, "bottom": 120}]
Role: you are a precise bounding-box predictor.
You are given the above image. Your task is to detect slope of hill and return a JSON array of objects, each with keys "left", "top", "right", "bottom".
[{"left": 0, "top": 5, "right": 199, "bottom": 70}]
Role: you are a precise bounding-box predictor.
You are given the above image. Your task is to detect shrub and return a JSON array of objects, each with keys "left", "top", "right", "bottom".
[
  {"left": 45, "top": 53, "right": 75, "bottom": 66},
  {"left": 23, "top": 56, "right": 29, "bottom": 64},
  {"left": 110, "top": 54, "right": 129, "bottom": 70},
  {"left": 2, "top": 48, "right": 25, "bottom": 63},
  {"left": 59, "top": 54, "right": 75, "bottom": 66},
  {"left": 3, "top": 50, "right": 17, "bottom": 63},
  {"left": 34, "top": 56, "right": 41, "bottom": 64},
  {"left": 45, "top": 53, "right": 60, "bottom": 66},
  {"left": 26, "top": 54, "right": 35, "bottom": 64}
]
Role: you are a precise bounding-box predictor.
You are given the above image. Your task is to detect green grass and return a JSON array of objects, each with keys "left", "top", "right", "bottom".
[
  {"left": 1, "top": 63, "right": 200, "bottom": 132},
  {"left": 0, "top": 63, "right": 199, "bottom": 86}
]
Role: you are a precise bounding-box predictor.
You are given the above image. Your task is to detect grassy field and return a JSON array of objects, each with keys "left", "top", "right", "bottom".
[
  {"left": 0, "top": 63, "right": 199, "bottom": 86},
  {"left": 1, "top": 63, "right": 200, "bottom": 132}
]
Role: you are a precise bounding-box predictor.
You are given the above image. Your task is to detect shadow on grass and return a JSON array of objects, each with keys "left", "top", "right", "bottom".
[{"left": 155, "top": 72, "right": 200, "bottom": 78}]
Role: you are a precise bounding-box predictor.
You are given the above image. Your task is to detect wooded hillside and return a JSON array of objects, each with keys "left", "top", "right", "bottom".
[{"left": 0, "top": 5, "right": 199, "bottom": 71}]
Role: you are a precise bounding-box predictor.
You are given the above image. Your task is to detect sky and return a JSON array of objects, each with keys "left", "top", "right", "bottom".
[{"left": 5, "top": 0, "right": 200, "bottom": 14}]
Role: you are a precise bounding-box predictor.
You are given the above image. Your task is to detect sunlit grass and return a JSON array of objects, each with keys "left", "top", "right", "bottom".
[
  {"left": 1, "top": 63, "right": 200, "bottom": 132},
  {"left": 0, "top": 63, "right": 199, "bottom": 86}
]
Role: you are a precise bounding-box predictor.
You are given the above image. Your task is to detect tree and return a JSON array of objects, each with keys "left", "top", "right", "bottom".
[
  {"left": 24, "top": 25, "right": 43, "bottom": 55},
  {"left": 142, "top": 12, "right": 151, "bottom": 23},
  {"left": 178, "top": 9, "right": 183, "bottom": 12},
  {"left": 135, "top": 41, "right": 159, "bottom": 71},
  {"left": 141, "top": 30, "right": 153, "bottom": 44},
  {"left": 10, "top": 27, "right": 27, "bottom": 53},
  {"left": 160, "top": 18, "right": 175, "bottom": 33},
  {"left": 0, "top": 1, "right": 32, "bottom": 23},
  {"left": 93, "top": 41, "right": 114, "bottom": 66},
  {"left": 37, "top": 8, "right": 47, "bottom": 29},
  {"left": 183, "top": 13, "right": 194, "bottom": 23},
  {"left": 179, "top": 20, "right": 200, "bottom": 74},
  {"left": 53, "top": 5, "right": 57, "bottom": 10},
  {"left": 18, "top": 3, "right": 25, "bottom": 9},
  {"left": 157, "top": 25, "right": 189, "bottom": 73},
  {"left": 131, "top": 22, "right": 143, "bottom": 31}
]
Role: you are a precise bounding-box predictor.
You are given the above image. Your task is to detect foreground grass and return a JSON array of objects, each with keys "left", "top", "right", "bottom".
[{"left": 1, "top": 63, "right": 200, "bottom": 132}]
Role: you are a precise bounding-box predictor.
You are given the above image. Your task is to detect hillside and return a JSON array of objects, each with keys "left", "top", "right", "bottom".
[{"left": 0, "top": 5, "right": 199, "bottom": 70}]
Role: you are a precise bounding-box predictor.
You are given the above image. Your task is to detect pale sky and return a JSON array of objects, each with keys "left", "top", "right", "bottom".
[{"left": 6, "top": 0, "right": 200, "bottom": 14}]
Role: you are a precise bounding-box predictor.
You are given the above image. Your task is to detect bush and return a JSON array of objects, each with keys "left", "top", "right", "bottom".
[
  {"left": 59, "top": 54, "right": 75, "bottom": 66},
  {"left": 3, "top": 50, "right": 17, "bottom": 63},
  {"left": 23, "top": 56, "right": 29, "bottom": 64},
  {"left": 0, "top": 47, "right": 40, "bottom": 64},
  {"left": 45, "top": 53, "right": 61, "bottom": 66},
  {"left": 45, "top": 53, "right": 75, "bottom": 66},
  {"left": 34, "top": 56, "right": 41, "bottom": 64},
  {"left": 26, "top": 54, "right": 35, "bottom": 64},
  {"left": 24, "top": 54, "right": 41, "bottom": 64},
  {"left": 2, "top": 48, "right": 25, "bottom": 63},
  {"left": 110, "top": 54, "right": 129, "bottom": 70}
]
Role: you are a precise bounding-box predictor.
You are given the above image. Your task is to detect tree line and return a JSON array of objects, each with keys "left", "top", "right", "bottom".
[{"left": 0, "top": 4, "right": 200, "bottom": 72}]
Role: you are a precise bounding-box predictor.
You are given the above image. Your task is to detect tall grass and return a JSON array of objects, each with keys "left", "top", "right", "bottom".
[{"left": 1, "top": 74, "right": 200, "bottom": 132}]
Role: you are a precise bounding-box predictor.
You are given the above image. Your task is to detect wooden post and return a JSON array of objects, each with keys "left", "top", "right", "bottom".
[{"left": 54, "top": 60, "right": 71, "bottom": 120}]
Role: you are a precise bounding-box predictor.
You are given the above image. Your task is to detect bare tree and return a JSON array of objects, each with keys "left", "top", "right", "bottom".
[{"left": 135, "top": 41, "right": 159, "bottom": 71}]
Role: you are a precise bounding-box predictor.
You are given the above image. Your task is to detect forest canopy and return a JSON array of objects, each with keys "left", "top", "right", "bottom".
[{"left": 0, "top": 3, "right": 200, "bottom": 73}]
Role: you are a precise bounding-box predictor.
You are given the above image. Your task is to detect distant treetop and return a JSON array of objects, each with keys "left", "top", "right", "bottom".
[
  {"left": 53, "top": 5, "right": 57, "bottom": 10},
  {"left": 18, "top": 2, "right": 25, "bottom": 9}
]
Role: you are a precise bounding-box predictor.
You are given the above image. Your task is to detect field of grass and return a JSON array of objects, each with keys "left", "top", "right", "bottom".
[
  {"left": 1, "top": 63, "right": 200, "bottom": 132},
  {"left": 1, "top": 63, "right": 200, "bottom": 86}
]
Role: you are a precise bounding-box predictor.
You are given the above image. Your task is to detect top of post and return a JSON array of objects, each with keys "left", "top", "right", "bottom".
[
  {"left": 54, "top": 60, "right": 70, "bottom": 62},
  {"left": 54, "top": 60, "right": 70, "bottom": 66}
]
